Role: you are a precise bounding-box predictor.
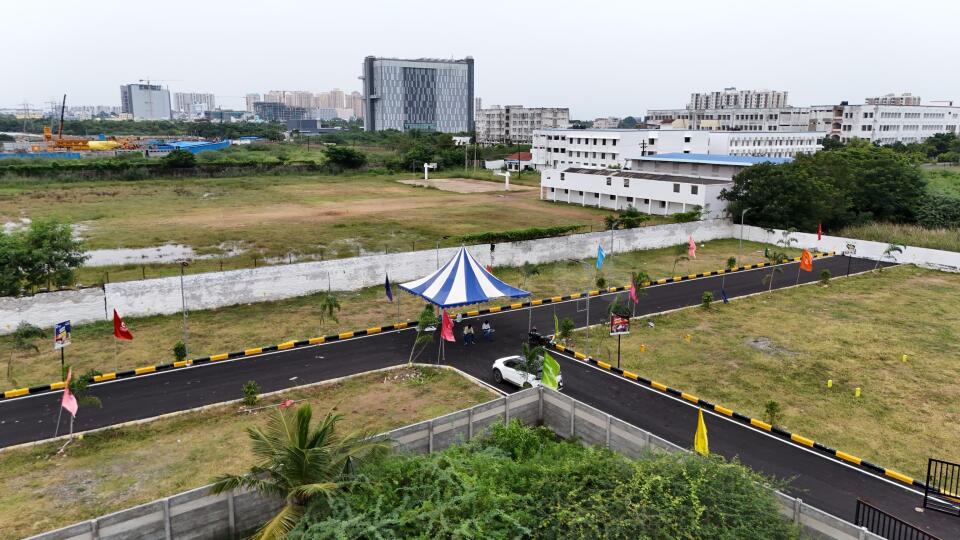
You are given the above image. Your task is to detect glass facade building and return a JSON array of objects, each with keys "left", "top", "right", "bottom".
[{"left": 361, "top": 56, "right": 474, "bottom": 133}]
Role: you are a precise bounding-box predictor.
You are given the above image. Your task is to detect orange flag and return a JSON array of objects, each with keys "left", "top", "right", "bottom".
[{"left": 799, "top": 249, "right": 813, "bottom": 272}]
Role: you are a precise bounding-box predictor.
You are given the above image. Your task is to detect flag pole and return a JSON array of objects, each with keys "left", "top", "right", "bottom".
[{"left": 54, "top": 402, "right": 63, "bottom": 438}]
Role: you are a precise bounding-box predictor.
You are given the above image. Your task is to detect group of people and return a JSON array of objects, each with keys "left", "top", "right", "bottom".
[{"left": 461, "top": 319, "right": 494, "bottom": 346}]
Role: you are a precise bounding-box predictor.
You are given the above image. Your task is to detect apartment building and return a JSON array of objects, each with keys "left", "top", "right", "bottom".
[
  {"left": 689, "top": 87, "right": 789, "bottom": 110},
  {"left": 866, "top": 93, "right": 921, "bottom": 106},
  {"left": 592, "top": 117, "right": 620, "bottom": 129},
  {"left": 119, "top": 83, "right": 171, "bottom": 121},
  {"left": 831, "top": 103, "right": 960, "bottom": 145},
  {"left": 476, "top": 105, "right": 569, "bottom": 144},
  {"left": 172, "top": 92, "right": 216, "bottom": 117},
  {"left": 540, "top": 153, "right": 790, "bottom": 218},
  {"left": 531, "top": 128, "right": 819, "bottom": 170},
  {"left": 645, "top": 106, "right": 812, "bottom": 132}
]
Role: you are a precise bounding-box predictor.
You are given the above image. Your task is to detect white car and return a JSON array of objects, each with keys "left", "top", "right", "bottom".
[{"left": 492, "top": 355, "right": 563, "bottom": 390}]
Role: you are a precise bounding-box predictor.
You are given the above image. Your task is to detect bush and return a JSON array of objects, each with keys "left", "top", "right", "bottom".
[
  {"left": 289, "top": 421, "right": 799, "bottom": 539},
  {"left": 323, "top": 145, "right": 368, "bottom": 169},
  {"left": 161, "top": 149, "right": 196, "bottom": 168},
  {"left": 701, "top": 291, "right": 714, "bottom": 309},
  {"left": 915, "top": 192, "right": 960, "bottom": 229},
  {"left": 173, "top": 341, "right": 187, "bottom": 362},
  {"left": 671, "top": 206, "right": 704, "bottom": 223},
  {"left": 819, "top": 269, "right": 832, "bottom": 285},
  {"left": 765, "top": 400, "right": 783, "bottom": 426},
  {"left": 458, "top": 225, "right": 583, "bottom": 244},
  {"left": 242, "top": 380, "right": 260, "bottom": 406}
]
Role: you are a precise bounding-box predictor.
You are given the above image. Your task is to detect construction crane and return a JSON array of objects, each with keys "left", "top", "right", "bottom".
[{"left": 43, "top": 94, "right": 129, "bottom": 151}]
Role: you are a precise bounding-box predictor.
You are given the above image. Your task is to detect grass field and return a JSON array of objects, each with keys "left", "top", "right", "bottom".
[
  {"left": 0, "top": 366, "right": 495, "bottom": 539},
  {"left": 837, "top": 222, "right": 960, "bottom": 252},
  {"left": 0, "top": 171, "right": 621, "bottom": 285},
  {"left": 0, "top": 239, "right": 793, "bottom": 390},
  {"left": 923, "top": 166, "right": 960, "bottom": 197},
  {"left": 572, "top": 265, "right": 960, "bottom": 478}
]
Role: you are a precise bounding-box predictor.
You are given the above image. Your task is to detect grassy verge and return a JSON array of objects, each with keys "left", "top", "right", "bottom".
[
  {"left": 837, "top": 222, "right": 960, "bottom": 252},
  {"left": 0, "top": 366, "right": 495, "bottom": 539},
  {"left": 1, "top": 239, "right": 794, "bottom": 390},
  {"left": 571, "top": 265, "right": 960, "bottom": 478}
]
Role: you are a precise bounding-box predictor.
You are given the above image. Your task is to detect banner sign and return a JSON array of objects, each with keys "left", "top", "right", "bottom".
[
  {"left": 610, "top": 314, "right": 630, "bottom": 336},
  {"left": 54, "top": 320, "right": 71, "bottom": 350}
]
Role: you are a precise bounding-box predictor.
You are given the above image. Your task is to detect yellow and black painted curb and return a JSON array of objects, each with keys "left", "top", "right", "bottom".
[
  {"left": 1, "top": 251, "right": 835, "bottom": 402},
  {"left": 544, "top": 340, "right": 924, "bottom": 491}
]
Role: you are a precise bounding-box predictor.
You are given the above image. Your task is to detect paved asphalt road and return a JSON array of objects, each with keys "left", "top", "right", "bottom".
[{"left": 1, "top": 255, "right": 955, "bottom": 537}]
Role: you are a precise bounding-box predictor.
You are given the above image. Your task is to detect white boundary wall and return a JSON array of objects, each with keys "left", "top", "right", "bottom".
[
  {"left": 27, "top": 389, "right": 883, "bottom": 540},
  {"left": 4, "top": 221, "right": 958, "bottom": 334},
  {"left": 1, "top": 220, "right": 735, "bottom": 334}
]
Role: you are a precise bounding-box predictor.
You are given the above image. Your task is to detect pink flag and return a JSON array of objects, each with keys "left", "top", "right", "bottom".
[
  {"left": 629, "top": 280, "right": 639, "bottom": 303},
  {"left": 688, "top": 236, "right": 697, "bottom": 259},
  {"left": 61, "top": 368, "right": 78, "bottom": 418},
  {"left": 440, "top": 310, "right": 455, "bottom": 342}
]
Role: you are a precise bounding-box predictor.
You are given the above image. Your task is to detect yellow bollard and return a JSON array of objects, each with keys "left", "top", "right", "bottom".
[
  {"left": 827, "top": 379, "right": 833, "bottom": 388},
  {"left": 854, "top": 387, "right": 861, "bottom": 398},
  {"left": 640, "top": 344, "right": 646, "bottom": 353},
  {"left": 901, "top": 354, "right": 908, "bottom": 363}
]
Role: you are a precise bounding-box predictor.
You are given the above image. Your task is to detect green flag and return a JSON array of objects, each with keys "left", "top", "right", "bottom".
[
  {"left": 553, "top": 313, "right": 560, "bottom": 340},
  {"left": 541, "top": 351, "right": 561, "bottom": 391}
]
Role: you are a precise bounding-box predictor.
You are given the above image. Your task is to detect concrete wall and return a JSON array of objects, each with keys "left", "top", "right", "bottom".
[
  {"left": 1, "top": 220, "right": 736, "bottom": 334},
  {"left": 28, "top": 388, "right": 882, "bottom": 540}
]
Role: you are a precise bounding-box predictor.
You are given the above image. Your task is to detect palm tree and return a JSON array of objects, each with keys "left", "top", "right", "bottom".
[
  {"left": 762, "top": 250, "right": 789, "bottom": 291},
  {"left": 317, "top": 291, "right": 341, "bottom": 327},
  {"left": 670, "top": 244, "right": 689, "bottom": 276},
  {"left": 519, "top": 262, "right": 541, "bottom": 289},
  {"left": 210, "top": 405, "right": 387, "bottom": 540},
  {"left": 875, "top": 243, "right": 905, "bottom": 271},
  {"left": 407, "top": 305, "right": 439, "bottom": 365},
  {"left": 517, "top": 342, "right": 544, "bottom": 387}
]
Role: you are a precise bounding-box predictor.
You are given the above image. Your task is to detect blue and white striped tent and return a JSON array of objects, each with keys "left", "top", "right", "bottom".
[{"left": 399, "top": 246, "right": 530, "bottom": 308}]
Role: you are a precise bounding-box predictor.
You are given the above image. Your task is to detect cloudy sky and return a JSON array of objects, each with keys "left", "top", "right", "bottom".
[{"left": 6, "top": 0, "right": 957, "bottom": 118}]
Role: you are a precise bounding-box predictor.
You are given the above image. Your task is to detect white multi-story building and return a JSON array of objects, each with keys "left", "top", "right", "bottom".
[
  {"left": 689, "top": 88, "right": 789, "bottom": 110},
  {"left": 173, "top": 93, "right": 216, "bottom": 117},
  {"left": 832, "top": 103, "right": 960, "bottom": 145},
  {"left": 531, "top": 128, "right": 819, "bottom": 170},
  {"left": 866, "top": 93, "right": 921, "bottom": 106},
  {"left": 245, "top": 93, "right": 260, "bottom": 112},
  {"left": 645, "top": 107, "right": 812, "bottom": 132},
  {"left": 476, "top": 105, "right": 569, "bottom": 144},
  {"left": 539, "top": 153, "right": 792, "bottom": 218},
  {"left": 119, "top": 83, "right": 171, "bottom": 121}
]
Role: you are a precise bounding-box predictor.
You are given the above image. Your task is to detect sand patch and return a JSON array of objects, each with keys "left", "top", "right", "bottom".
[{"left": 399, "top": 177, "right": 533, "bottom": 193}]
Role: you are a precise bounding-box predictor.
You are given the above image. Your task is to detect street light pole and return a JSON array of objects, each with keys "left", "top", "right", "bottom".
[
  {"left": 179, "top": 261, "right": 190, "bottom": 356},
  {"left": 738, "top": 208, "right": 751, "bottom": 265}
]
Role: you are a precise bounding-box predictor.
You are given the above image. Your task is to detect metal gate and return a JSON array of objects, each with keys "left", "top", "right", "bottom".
[
  {"left": 855, "top": 499, "right": 942, "bottom": 540},
  {"left": 923, "top": 458, "right": 960, "bottom": 516}
]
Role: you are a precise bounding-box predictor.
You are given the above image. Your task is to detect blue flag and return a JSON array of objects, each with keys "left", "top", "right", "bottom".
[
  {"left": 385, "top": 273, "right": 393, "bottom": 302},
  {"left": 596, "top": 245, "right": 606, "bottom": 269},
  {"left": 720, "top": 288, "right": 729, "bottom": 304}
]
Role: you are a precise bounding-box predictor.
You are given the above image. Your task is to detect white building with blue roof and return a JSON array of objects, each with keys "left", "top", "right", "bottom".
[{"left": 540, "top": 152, "right": 792, "bottom": 219}]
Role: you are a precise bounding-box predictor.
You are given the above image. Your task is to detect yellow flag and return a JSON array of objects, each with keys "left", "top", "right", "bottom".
[{"left": 694, "top": 409, "right": 709, "bottom": 456}]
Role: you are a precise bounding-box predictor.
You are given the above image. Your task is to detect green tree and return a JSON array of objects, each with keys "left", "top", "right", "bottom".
[
  {"left": 518, "top": 262, "right": 540, "bottom": 288},
  {"left": 317, "top": 292, "right": 341, "bottom": 327},
  {"left": 210, "top": 405, "right": 387, "bottom": 540},
  {"left": 875, "top": 243, "right": 905, "bottom": 270},
  {"left": 0, "top": 230, "right": 26, "bottom": 296},
  {"left": 407, "top": 305, "right": 439, "bottom": 365},
  {"left": 323, "top": 145, "right": 367, "bottom": 169},
  {"left": 762, "top": 250, "right": 789, "bottom": 291},
  {"left": 516, "top": 342, "right": 544, "bottom": 387},
  {"left": 19, "top": 218, "right": 87, "bottom": 291},
  {"left": 161, "top": 149, "right": 196, "bottom": 168}
]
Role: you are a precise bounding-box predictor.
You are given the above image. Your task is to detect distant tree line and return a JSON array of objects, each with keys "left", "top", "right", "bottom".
[{"left": 0, "top": 115, "right": 285, "bottom": 141}]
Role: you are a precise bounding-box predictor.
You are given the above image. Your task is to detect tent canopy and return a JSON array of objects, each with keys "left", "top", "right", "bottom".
[{"left": 399, "top": 246, "right": 530, "bottom": 308}]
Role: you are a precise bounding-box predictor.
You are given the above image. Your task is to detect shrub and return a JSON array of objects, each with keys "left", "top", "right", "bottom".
[
  {"left": 595, "top": 273, "right": 607, "bottom": 289},
  {"left": 701, "top": 291, "right": 714, "bottom": 310},
  {"left": 671, "top": 206, "right": 704, "bottom": 223},
  {"left": 161, "top": 149, "right": 196, "bottom": 168},
  {"left": 765, "top": 400, "right": 783, "bottom": 426},
  {"left": 242, "top": 380, "right": 260, "bottom": 406},
  {"left": 458, "top": 225, "right": 583, "bottom": 244},
  {"left": 819, "top": 269, "right": 832, "bottom": 285},
  {"left": 324, "top": 145, "right": 368, "bottom": 169},
  {"left": 173, "top": 341, "right": 187, "bottom": 362}
]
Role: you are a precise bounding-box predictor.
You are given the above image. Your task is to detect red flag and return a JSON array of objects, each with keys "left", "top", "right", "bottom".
[
  {"left": 817, "top": 223, "right": 823, "bottom": 241},
  {"left": 800, "top": 249, "right": 813, "bottom": 272},
  {"left": 113, "top": 309, "right": 133, "bottom": 340},
  {"left": 688, "top": 235, "right": 697, "bottom": 259},
  {"left": 440, "top": 310, "right": 455, "bottom": 342},
  {"left": 61, "top": 368, "right": 78, "bottom": 418},
  {"left": 629, "top": 280, "right": 639, "bottom": 303},
  {"left": 486, "top": 265, "right": 492, "bottom": 273}
]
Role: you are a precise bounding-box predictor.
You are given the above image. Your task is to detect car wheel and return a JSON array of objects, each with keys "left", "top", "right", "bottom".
[{"left": 492, "top": 369, "right": 503, "bottom": 384}]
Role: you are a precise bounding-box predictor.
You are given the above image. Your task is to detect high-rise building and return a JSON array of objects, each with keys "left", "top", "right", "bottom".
[
  {"left": 263, "top": 91, "right": 286, "bottom": 103},
  {"left": 173, "top": 92, "right": 216, "bottom": 116},
  {"left": 476, "top": 105, "right": 570, "bottom": 144},
  {"left": 865, "top": 93, "right": 922, "bottom": 106},
  {"left": 688, "top": 88, "right": 789, "bottom": 110},
  {"left": 245, "top": 93, "right": 261, "bottom": 112},
  {"left": 348, "top": 91, "right": 363, "bottom": 119},
  {"left": 119, "top": 83, "right": 172, "bottom": 121},
  {"left": 253, "top": 102, "right": 308, "bottom": 122},
  {"left": 360, "top": 56, "right": 474, "bottom": 132}
]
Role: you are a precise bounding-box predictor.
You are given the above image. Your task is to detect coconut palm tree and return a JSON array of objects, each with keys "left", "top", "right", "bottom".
[
  {"left": 210, "top": 405, "right": 387, "bottom": 540},
  {"left": 317, "top": 291, "right": 341, "bottom": 327},
  {"left": 762, "top": 250, "right": 789, "bottom": 291},
  {"left": 875, "top": 243, "right": 905, "bottom": 271}
]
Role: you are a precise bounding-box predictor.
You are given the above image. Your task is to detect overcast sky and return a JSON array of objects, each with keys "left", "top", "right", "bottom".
[{"left": 6, "top": 0, "right": 958, "bottom": 118}]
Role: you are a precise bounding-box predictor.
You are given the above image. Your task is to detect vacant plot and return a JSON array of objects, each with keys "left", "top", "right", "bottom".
[
  {"left": 573, "top": 265, "right": 960, "bottom": 478},
  {"left": 0, "top": 172, "right": 623, "bottom": 284},
  {"left": 0, "top": 366, "right": 495, "bottom": 539},
  {"left": 398, "top": 177, "right": 532, "bottom": 193},
  {"left": 0, "top": 239, "right": 795, "bottom": 391}
]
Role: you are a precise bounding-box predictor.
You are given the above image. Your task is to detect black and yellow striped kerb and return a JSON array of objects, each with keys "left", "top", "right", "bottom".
[
  {"left": 545, "top": 340, "right": 923, "bottom": 491},
  {"left": 0, "top": 252, "right": 836, "bottom": 402}
]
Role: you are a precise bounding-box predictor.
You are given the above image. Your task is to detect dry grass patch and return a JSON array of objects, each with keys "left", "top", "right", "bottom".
[{"left": 0, "top": 366, "right": 495, "bottom": 539}]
